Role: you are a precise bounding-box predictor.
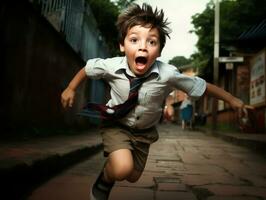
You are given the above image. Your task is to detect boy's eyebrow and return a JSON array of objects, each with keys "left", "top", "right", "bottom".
[
  {"left": 148, "top": 33, "right": 159, "bottom": 38},
  {"left": 128, "top": 31, "right": 159, "bottom": 38},
  {"left": 128, "top": 31, "right": 138, "bottom": 35}
]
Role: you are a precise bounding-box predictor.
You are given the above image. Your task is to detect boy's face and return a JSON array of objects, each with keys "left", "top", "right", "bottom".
[{"left": 120, "top": 25, "right": 161, "bottom": 76}]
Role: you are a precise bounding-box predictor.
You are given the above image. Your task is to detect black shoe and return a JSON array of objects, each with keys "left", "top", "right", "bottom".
[{"left": 90, "top": 171, "right": 114, "bottom": 200}]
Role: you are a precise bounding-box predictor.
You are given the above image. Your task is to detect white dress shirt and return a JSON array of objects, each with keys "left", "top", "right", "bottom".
[{"left": 85, "top": 56, "right": 206, "bottom": 129}]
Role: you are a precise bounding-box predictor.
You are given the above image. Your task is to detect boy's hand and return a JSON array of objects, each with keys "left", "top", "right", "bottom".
[
  {"left": 229, "top": 97, "right": 254, "bottom": 119},
  {"left": 163, "top": 105, "right": 175, "bottom": 121},
  {"left": 61, "top": 87, "right": 75, "bottom": 108}
]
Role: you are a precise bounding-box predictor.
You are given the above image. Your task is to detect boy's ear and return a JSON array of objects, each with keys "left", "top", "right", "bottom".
[{"left": 119, "top": 44, "right": 125, "bottom": 52}]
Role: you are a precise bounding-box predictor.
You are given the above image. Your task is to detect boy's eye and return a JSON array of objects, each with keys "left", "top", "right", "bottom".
[
  {"left": 148, "top": 40, "right": 157, "bottom": 46},
  {"left": 130, "top": 38, "right": 138, "bottom": 43}
]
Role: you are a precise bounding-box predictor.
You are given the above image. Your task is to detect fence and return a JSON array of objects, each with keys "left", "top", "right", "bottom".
[{"left": 28, "top": 0, "right": 109, "bottom": 60}]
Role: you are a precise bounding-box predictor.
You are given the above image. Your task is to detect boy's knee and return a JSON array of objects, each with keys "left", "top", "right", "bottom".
[
  {"left": 106, "top": 149, "right": 134, "bottom": 181},
  {"left": 112, "top": 162, "right": 134, "bottom": 181}
]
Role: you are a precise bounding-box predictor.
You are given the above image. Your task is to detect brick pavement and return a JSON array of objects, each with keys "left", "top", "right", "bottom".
[
  {"left": 1, "top": 123, "right": 266, "bottom": 199},
  {"left": 110, "top": 123, "right": 266, "bottom": 199}
]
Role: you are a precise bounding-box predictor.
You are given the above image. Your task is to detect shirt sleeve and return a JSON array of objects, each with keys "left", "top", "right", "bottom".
[
  {"left": 84, "top": 58, "right": 107, "bottom": 79},
  {"left": 171, "top": 72, "right": 207, "bottom": 100}
]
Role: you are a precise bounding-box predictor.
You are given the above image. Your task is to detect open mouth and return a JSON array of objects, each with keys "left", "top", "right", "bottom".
[{"left": 135, "top": 56, "right": 147, "bottom": 65}]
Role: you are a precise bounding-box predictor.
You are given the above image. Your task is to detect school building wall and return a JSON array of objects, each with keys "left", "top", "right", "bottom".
[
  {"left": 205, "top": 49, "right": 266, "bottom": 133},
  {"left": 0, "top": 0, "right": 108, "bottom": 136}
]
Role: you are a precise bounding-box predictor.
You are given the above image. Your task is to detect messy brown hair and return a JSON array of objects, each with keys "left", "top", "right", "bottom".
[{"left": 116, "top": 3, "right": 171, "bottom": 52}]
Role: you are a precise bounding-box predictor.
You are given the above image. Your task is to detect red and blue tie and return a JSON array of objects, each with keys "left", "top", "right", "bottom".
[{"left": 79, "top": 72, "right": 148, "bottom": 121}]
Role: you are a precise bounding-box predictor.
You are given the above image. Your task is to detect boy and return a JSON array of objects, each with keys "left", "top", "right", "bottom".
[{"left": 61, "top": 3, "right": 250, "bottom": 200}]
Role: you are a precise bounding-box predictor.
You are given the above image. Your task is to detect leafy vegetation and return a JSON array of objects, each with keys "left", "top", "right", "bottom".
[
  {"left": 86, "top": 0, "right": 120, "bottom": 56},
  {"left": 86, "top": 0, "right": 135, "bottom": 56},
  {"left": 168, "top": 56, "right": 191, "bottom": 68},
  {"left": 188, "top": 0, "right": 266, "bottom": 81},
  {"left": 113, "top": 0, "right": 136, "bottom": 10}
]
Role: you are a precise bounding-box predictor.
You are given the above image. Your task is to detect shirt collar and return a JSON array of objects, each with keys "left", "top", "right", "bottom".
[{"left": 115, "top": 56, "right": 159, "bottom": 78}]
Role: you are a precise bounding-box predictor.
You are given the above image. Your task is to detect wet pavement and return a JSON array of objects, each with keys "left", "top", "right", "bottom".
[{"left": 23, "top": 123, "right": 266, "bottom": 200}]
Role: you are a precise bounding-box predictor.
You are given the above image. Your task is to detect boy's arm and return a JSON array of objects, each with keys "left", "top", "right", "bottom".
[
  {"left": 204, "top": 82, "right": 253, "bottom": 117},
  {"left": 164, "top": 94, "right": 175, "bottom": 121},
  {"left": 61, "top": 67, "right": 87, "bottom": 108}
]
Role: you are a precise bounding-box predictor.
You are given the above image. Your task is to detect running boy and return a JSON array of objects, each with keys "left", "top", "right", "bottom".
[{"left": 61, "top": 3, "right": 249, "bottom": 200}]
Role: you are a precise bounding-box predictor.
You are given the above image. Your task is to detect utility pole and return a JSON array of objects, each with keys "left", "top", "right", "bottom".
[{"left": 212, "top": 0, "right": 220, "bottom": 130}]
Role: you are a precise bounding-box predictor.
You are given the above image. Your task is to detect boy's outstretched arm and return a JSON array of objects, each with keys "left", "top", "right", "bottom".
[
  {"left": 61, "top": 67, "right": 87, "bottom": 108},
  {"left": 204, "top": 82, "right": 253, "bottom": 118}
]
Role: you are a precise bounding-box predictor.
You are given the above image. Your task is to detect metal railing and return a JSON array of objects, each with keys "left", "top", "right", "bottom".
[{"left": 28, "top": 0, "right": 109, "bottom": 59}]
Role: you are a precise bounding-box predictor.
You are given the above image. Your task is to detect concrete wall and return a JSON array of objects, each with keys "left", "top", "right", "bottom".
[{"left": 0, "top": 0, "right": 104, "bottom": 135}]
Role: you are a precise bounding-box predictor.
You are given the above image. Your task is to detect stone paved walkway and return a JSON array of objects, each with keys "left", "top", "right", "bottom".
[{"left": 28, "top": 123, "right": 266, "bottom": 200}]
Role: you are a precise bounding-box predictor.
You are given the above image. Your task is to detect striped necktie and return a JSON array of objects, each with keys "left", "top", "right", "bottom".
[{"left": 79, "top": 72, "right": 148, "bottom": 120}]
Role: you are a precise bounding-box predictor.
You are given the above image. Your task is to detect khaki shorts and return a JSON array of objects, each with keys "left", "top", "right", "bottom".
[{"left": 100, "top": 125, "right": 158, "bottom": 171}]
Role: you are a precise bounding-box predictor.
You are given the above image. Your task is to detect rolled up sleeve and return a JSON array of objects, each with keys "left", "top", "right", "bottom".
[
  {"left": 84, "top": 58, "right": 107, "bottom": 79},
  {"left": 188, "top": 76, "right": 206, "bottom": 99},
  {"left": 171, "top": 73, "right": 206, "bottom": 100}
]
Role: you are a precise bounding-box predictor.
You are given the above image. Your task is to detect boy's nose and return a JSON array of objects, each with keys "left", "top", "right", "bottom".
[{"left": 138, "top": 41, "right": 147, "bottom": 51}]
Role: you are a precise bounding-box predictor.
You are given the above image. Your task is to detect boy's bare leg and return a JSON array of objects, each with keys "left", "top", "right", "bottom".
[
  {"left": 91, "top": 149, "right": 134, "bottom": 199},
  {"left": 126, "top": 169, "right": 143, "bottom": 183},
  {"left": 105, "top": 149, "right": 144, "bottom": 182},
  {"left": 104, "top": 149, "right": 134, "bottom": 182}
]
